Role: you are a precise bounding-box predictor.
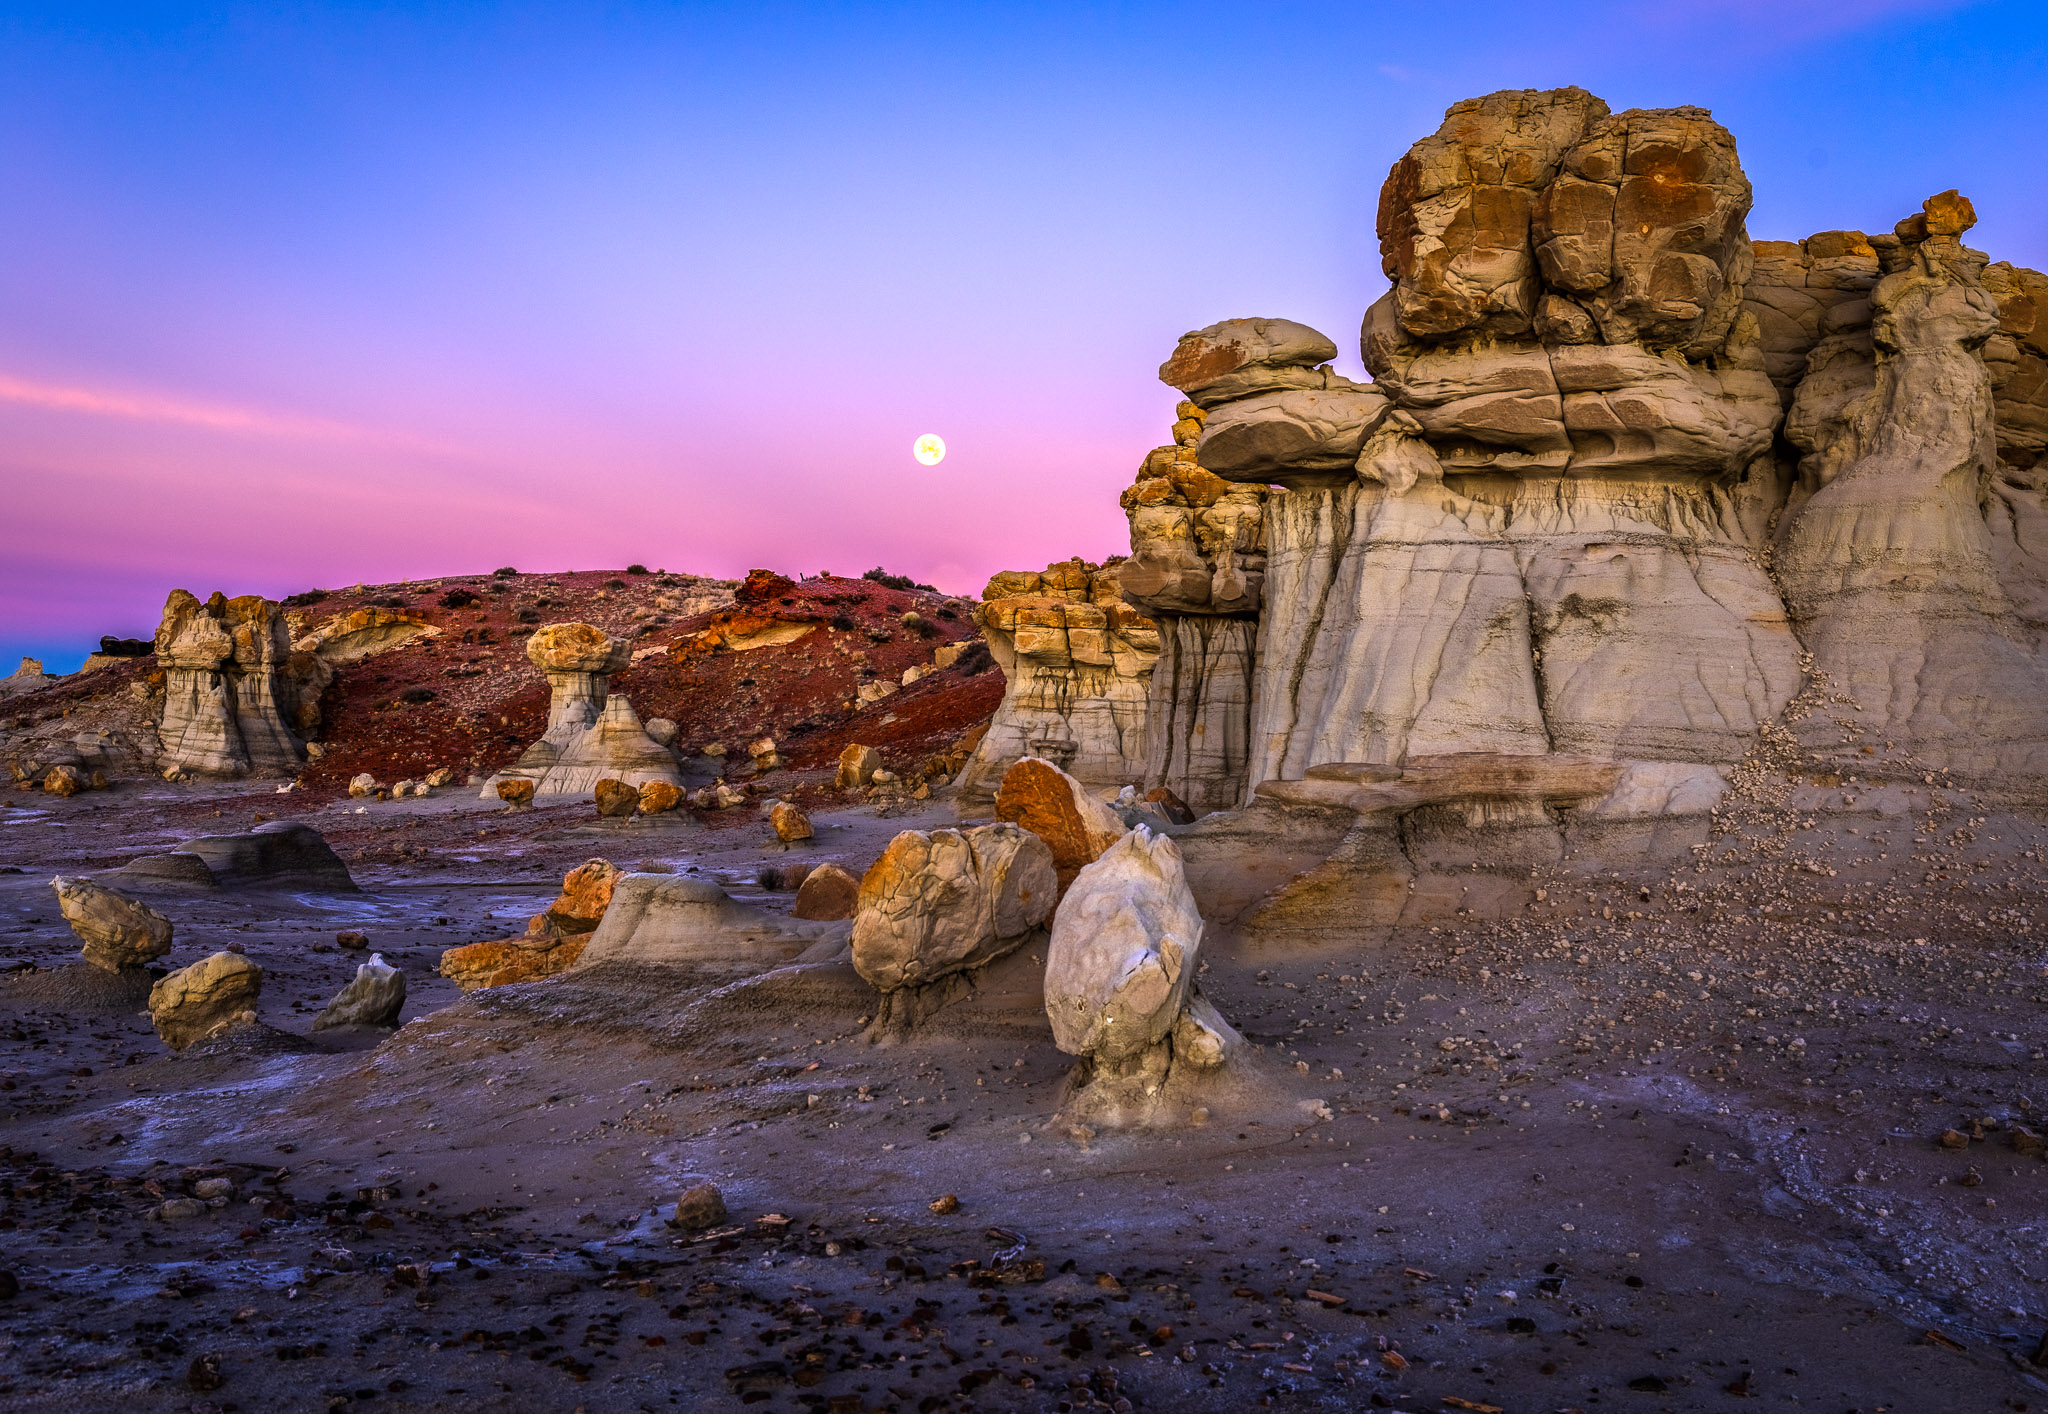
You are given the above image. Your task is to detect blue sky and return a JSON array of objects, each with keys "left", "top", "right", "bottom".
[{"left": 2, "top": 0, "right": 2043, "bottom": 670}]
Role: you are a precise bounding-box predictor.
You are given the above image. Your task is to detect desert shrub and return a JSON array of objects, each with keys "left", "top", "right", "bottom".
[
  {"left": 282, "top": 589, "right": 329, "bottom": 608},
  {"left": 516, "top": 608, "right": 542, "bottom": 624},
  {"left": 626, "top": 563, "right": 649, "bottom": 575},
  {"left": 439, "top": 588, "right": 480, "bottom": 609},
  {"left": 863, "top": 567, "right": 937, "bottom": 593},
  {"left": 605, "top": 577, "right": 628, "bottom": 590},
  {"left": 953, "top": 641, "right": 994, "bottom": 675},
  {"left": 830, "top": 613, "right": 858, "bottom": 632},
  {"left": 400, "top": 686, "right": 437, "bottom": 704},
  {"left": 369, "top": 595, "right": 409, "bottom": 609},
  {"left": 903, "top": 614, "right": 940, "bottom": 639},
  {"left": 493, "top": 566, "right": 518, "bottom": 578}
]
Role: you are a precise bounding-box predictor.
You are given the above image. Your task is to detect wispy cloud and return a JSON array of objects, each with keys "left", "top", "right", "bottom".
[{"left": 0, "top": 370, "right": 467, "bottom": 457}]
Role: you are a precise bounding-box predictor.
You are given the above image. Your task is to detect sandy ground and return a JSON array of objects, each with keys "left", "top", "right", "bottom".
[{"left": 0, "top": 771, "right": 2044, "bottom": 1413}]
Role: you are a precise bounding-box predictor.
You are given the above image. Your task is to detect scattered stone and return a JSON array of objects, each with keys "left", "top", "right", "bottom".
[
  {"left": 312, "top": 953, "right": 406, "bottom": 1030},
  {"left": 41, "top": 764, "right": 81, "bottom": 797},
  {"left": 836, "top": 743, "right": 882, "bottom": 789},
  {"left": 638, "top": 780, "right": 684, "bottom": 815},
  {"left": 2013, "top": 1125, "right": 2046, "bottom": 1157},
  {"left": 672, "top": 1182, "right": 728, "bottom": 1231},
  {"left": 792, "top": 862, "right": 862, "bottom": 921},
  {"left": 771, "top": 801, "right": 814, "bottom": 843},
  {"left": 644, "top": 716, "right": 680, "bottom": 746},
  {"left": 1939, "top": 1128, "right": 1971, "bottom": 1150},
  {"left": 928, "top": 1193, "right": 959, "bottom": 1215},
  {"left": 50, "top": 876, "right": 173, "bottom": 971},
  {"left": 594, "top": 777, "right": 640, "bottom": 817},
  {"left": 497, "top": 778, "right": 536, "bottom": 808},
  {"left": 347, "top": 773, "right": 380, "bottom": 798},
  {"left": 423, "top": 766, "right": 456, "bottom": 788},
  {"left": 749, "top": 736, "right": 780, "bottom": 771},
  {"left": 148, "top": 952, "right": 264, "bottom": 1050},
  {"left": 1145, "top": 786, "right": 1196, "bottom": 825}
]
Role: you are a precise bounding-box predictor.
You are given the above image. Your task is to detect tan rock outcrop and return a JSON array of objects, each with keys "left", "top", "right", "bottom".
[
  {"left": 480, "top": 624, "right": 682, "bottom": 799},
  {"left": 959, "top": 560, "right": 1158, "bottom": 796},
  {"left": 850, "top": 824, "right": 1055, "bottom": 993},
  {"left": 292, "top": 606, "right": 439, "bottom": 663},
  {"left": 149, "top": 952, "right": 263, "bottom": 1050},
  {"left": 771, "top": 801, "right": 813, "bottom": 842},
  {"left": 51, "top": 877, "right": 173, "bottom": 971}
]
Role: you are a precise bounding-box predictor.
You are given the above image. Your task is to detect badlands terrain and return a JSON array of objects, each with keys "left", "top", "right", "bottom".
[{"left": 1, "top": 83, "right": 2046, "bottom": 1414}]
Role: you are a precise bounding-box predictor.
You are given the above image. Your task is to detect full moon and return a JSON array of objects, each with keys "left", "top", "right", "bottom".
[{"left": 913, "top": 433, "right": 946, "bottom": 466}]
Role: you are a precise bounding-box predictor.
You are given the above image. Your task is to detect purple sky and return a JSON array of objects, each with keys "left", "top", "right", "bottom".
[{"left": 4, "top": 0, "right": 2043, "bottom": 670}]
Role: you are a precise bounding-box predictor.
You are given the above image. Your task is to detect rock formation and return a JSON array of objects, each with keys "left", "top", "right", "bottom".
[
  {"left": 50, "top": 877, "right": 173, "bottom": 972},
  {"left": 1119, "top": 412, "right": 1266, "bottom": 812},
  {"left": 574, "top": 874, "right": 850, "bottom": 976},
  {"left": 792, "top": 861, "right": 862, "bottom": 921},
  {"left": 992, "top": 756, "right": 1127, "bottom": 884},
  {"left": 440, "top": 927, "right": 589, "bottom": 991},
  {"left": 960, "top": 559, "right": 1159, "bottom": 797},
  {"left": 850, "top": 825, "right": 1055, "bottom": 996},
  {"left": 312, "top": 954, "right": 406, "bottom": 1030},
  {"left": 176, "top": 822, "right": 356, "bottom": 890},
  {"left": 154, "top": 590, "right": 322, "bottom": 778},
  {"left": 149, "top": 952, "right": 263, "bottom": 1050},
  {"left": 480, "top": 624, "right": 684, "bottom": 799},
  {"left": 544, "top": 860, "right": 622, "bottom": 934},
  {"left": 1126, "top": 86, "right": 2048, "bottom": 817},
  {"left": 1043, "top": 827, "right": 1242, "bottom": 1127}
]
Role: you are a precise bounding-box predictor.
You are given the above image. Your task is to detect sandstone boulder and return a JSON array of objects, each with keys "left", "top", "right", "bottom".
[
  {"left": 850, "top": 824, "right": 1055, "bottom": 993},
  {"left": 1044, "top": 828, "right": 1207, "bottom": 1065},
  {"left": 311, "top": 954, "right": 406, "bottom": 1030},
  {"left": 836, "top": 744, "right": 881, "bottom": 789},
  {"left": 638, "top": 780, "right": 683, "bottom": 815},
  {"left": 544, "top": 860, "right": 622, "bottom": 935},
  {"left": 51, "top": 877, "right": 173, "bottom": 971},
  {"left": 439, "top": 933, "right": 587, "bottom": 991},
  {"left": 348, "top": 773, "right": 379, "bottom": 798},
  {"left": 672, "top": 1182, "right": 728, "bottom": 1231},
  {"left": 526, "top": 622, "right": 633, "bottom": 675},
  {"left": 771, "top": 801, "right": 813, "bottom": 843},
  {"left": 498, "top": 779, "right": 536, "bottom": 807},
  {"left": 994, "top": 757, "right": 1127, "bottom": 880},
  {"left": 594, "top": 778, "right": 639, "bottom": 817},
  {"left": 1158, "top": 317, "right": 1342, "bottom": 408},
  {"left": 792, "top": 862, "right": 862, "bottom": 921},
  {"left": 1043, "top": 827, "right": 1243, "bottom": 1127},
  {"left": 39, "top": 764, "right": 80, "bottom": 796},
  {"left": 149, "top": 952, "right": 263, "bottom": 1050}
]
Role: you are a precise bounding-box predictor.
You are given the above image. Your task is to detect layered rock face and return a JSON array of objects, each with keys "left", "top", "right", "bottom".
[
  {"left": 1775, "top": 195, "right": 2048, "bottom": 775},
  {"left": 480, "top": 624, "right": 685, "bottom": 798},
  {"left": 1141, "top": 86, "right": 2048, "bottom": 809},
  {"left": 155, "top": 590, "right": 320, "bottom": 778},
  {"left": 959, "top": 560, "right": 1159, "bottom": 797},
  {"left": 1120, "top": 403, "right": 1267, "bottom": 811}
]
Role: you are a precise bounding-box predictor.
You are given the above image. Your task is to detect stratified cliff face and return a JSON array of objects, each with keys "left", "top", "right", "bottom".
[
  {"left": 959, "top": 560, "right": 1158, "bottom": 798},
  {"left": 1134, "top": 87, "right": 2048, "bottom": 812}
]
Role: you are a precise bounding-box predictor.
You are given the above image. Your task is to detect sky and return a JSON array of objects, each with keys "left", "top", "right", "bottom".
[{"left": 3, "top": 0, "right": 2045, "bottom": 671}]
